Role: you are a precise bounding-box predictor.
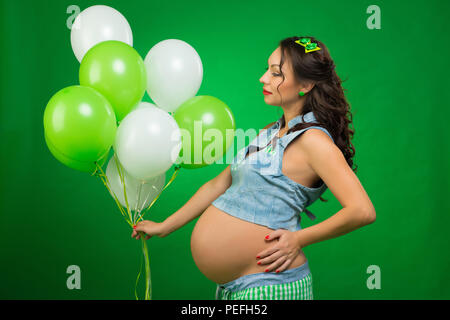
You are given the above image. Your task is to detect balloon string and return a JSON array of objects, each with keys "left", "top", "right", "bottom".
[
  {"left": 135, "top": 185, "right": 159, "bottom": 223},
  {"left": 94, "top": 161, "right": 126, "bottom": 217},
  {"left": 96, "top": 176, "right": 132, "bottom": 226},
  {"left": 113, "top": 153, "right": 133, "bottom": 223},
  {"left": 134, "top": 246, "right": 144, "bottom": 300},
  {"left": 133, "top": 184, "right": 140, "bottom": 217},
  {"left": 93, "top": 160, "right": 153, "bottom": 300},
  {"left": 133, "top": 181, "right": 144, "bottom": 225},
  {"left": 135, "top": 164, "right": 182, "bottom": 224},
  {"left": 94, "top": 161, "right": 133, "bottom": 227},
  {"left": 94, "top": 160, "right": 180, "bottom": 300},
  {"left": 141, "top": 231, "right": 152, "bottom": 300},
  {"left": 91, "top": 164, "right": 99, "bottom": 177},
  {"left": 134, "top": 185, "right": 158, "bottom": 223}
]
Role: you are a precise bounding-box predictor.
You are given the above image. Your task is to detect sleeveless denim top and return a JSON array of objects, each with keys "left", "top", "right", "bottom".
[{"left": 211, "top": 111, "right": 335, "bottom": 232}]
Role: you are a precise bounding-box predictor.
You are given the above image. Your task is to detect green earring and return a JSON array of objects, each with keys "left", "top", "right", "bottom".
[{"left": 298, "top": 91, "right": 305, "bottom": 96}]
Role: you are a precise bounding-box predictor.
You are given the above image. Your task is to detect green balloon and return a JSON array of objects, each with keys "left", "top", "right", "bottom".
[
  {"left": 43, "top": 85, "right": 117, "bottom": 172},
  {"left": 45, "top": 132, "right": 109, "bottom": 173},
  {"left": 173, "top": 95, "right": 235, "bottom": 169},
  {"left": 79, "top": 40, "right": 147, "bottom": 121}
]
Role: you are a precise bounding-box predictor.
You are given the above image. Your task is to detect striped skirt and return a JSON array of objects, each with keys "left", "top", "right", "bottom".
[{"left": 215, "top": 272, "right": 313, "bottom": 300}]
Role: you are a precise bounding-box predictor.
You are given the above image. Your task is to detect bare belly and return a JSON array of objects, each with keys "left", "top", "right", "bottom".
[{"left": 190, "top": 204, "right": 307, "bottom": 284}]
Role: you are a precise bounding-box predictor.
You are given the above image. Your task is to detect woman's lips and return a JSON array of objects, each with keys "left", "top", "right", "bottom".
[{"left": 263, "top": 89, "right": 272, "bottom": 95}]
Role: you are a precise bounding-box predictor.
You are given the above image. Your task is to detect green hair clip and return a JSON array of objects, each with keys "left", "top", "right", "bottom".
[{"left": 294, "top": 37, "right": 321, "bottom": 53}]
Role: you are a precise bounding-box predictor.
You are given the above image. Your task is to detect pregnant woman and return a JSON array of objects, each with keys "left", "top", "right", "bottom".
[{"left": 131, "top": 36, "right": 376, "bottom": 300}]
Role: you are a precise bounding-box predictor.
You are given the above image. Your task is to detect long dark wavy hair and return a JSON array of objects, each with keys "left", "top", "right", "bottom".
[{"left": 276, "top": 36, "right": 356, "bottom": 202}]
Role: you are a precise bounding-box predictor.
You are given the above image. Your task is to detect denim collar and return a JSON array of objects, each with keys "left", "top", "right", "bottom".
[{"left": 276, "top": 111, "right": 316, "bottom": 129}]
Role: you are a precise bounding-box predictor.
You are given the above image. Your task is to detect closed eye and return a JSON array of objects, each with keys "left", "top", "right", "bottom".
[{"left": 265, "top": 67, "right": 280, "bottom": 76}]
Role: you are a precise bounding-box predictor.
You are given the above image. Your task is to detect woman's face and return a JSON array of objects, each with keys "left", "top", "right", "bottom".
[{"left": 259, "top": 47, "right": 299, "bottom": 107}]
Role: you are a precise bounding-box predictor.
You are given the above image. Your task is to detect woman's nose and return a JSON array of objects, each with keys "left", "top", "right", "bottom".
[{"left": 260, "top": 71, "right": 270, "bottom": 83}]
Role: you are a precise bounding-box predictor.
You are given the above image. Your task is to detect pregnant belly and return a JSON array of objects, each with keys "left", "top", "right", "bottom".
[{"left": 190, "top": 204, "right": 307, "bottom": 284}]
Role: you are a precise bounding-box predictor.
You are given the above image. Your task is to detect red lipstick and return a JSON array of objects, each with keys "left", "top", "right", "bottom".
[{"left": 263, "top": 89, "right": 272, "bottom": 95}]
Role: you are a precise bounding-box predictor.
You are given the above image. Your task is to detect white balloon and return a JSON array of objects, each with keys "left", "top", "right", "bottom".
[
  {"left": 71, "top": 5, "right": 133, "bottom": 62},
  {"left": 144, "top": 39, "right": 203, "bottom": 113},
  {"left": 114, "top": 105, "right": 182, "bottom": 180},
  {"left": 105, "top": 154, "right": 165, "bottom": 212}
]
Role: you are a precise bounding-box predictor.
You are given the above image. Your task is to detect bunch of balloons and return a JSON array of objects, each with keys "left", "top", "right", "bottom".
[{"left": 42, "top": 5, "right": 235, "bottom": 300}]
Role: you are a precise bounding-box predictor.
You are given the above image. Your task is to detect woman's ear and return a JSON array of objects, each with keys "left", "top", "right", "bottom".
[{"left": 299, "top": 82, "right": 315, "bottom": 94}]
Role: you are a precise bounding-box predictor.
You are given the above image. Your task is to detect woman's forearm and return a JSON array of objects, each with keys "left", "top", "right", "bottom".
[
  {"left": 161, "top": 180, "right": 227, "bottom": 236},
  {"left": 294, "top": 207, "right": 375, "bottom": 249}
]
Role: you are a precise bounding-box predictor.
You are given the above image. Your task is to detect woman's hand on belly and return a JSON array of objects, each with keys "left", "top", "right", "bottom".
[
  {"left": 191, "top": 205, "right": 307, "bottom": 283},
  {"left": 255, "top": 229, "right": 303, "bottom": 273}
]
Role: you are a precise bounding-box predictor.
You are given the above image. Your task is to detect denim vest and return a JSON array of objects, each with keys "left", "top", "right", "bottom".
[{"left": 211, "top": 111, "right": 335, "bottom": 232}]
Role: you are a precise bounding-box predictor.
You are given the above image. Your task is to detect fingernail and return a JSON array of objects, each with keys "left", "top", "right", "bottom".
[
  {"left": 257, "top": 261, "right": 261, "bottom": 265},
  {"left": 265, "top": 235, "right": 269, "bottom": 240},
  {"left": 256, "top": 256, "right": 260, "bottom": 259},
  {"left": 133, "top": 225, "right": 136, "bottom": 229},
  {"left": 276, "top": 270, "right": 280, "bottom": 273},
  {"left": 265, "top": 269, "right": 269, "bottom": 272}
]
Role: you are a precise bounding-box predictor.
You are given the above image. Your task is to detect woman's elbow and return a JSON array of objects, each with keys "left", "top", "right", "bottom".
[{"left": 362, "top": 207, "right": 376, "bottom": 225}]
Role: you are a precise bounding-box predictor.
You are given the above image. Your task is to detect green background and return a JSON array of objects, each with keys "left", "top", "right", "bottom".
[{"left": 1, "top": 0, "right": 449, "bottom": 300}]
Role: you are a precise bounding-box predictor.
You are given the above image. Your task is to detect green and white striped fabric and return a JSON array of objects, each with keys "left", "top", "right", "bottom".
[{"left": 216, "top": 273, "right": 313, "bottom": 300}]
